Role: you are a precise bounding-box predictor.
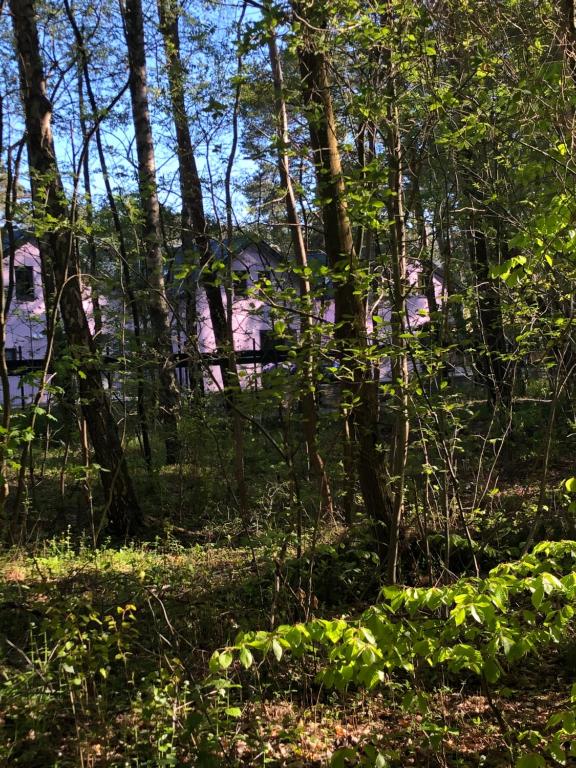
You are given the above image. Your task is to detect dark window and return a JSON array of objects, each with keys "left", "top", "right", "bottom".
[
  {"left": 5, "top": 347, "right": 18, "bottom": 361},
  {"left": 15, "top": 266, "right": 35, "bottom": 301},
  {"left": 260, "top": 329, "right": 280, "bottom": 363},
  {"left": 260, "top": 329, "right": 276, "bottom": 354},
  {"left": 416, "top": 271, "right": 429, "bottom": 295},
  {"left": 233, "top": 270, "right": 249, "bottom": 298}
]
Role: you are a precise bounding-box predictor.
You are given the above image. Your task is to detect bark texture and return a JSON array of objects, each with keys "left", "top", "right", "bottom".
[
  {"left": 122, "top": 0, "right": 181, "bottom": 463},
  {"left": 10, "top": 0, "right": 141, "bottom": 534},
  {"left": 293, "top": 1, "right": 390, "bottom": 540},
  {"left": 157, "top": 0, "right": 229, "bottom": 390},
  {"left": 468, "top": 225, "right": 510, "bottom": 403},
  {"left": 266, "top": 17, "right": 333, "bottom": 517}
]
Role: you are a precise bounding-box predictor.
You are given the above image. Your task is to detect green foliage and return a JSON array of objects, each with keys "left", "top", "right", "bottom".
[
  {"left": 229, "top": 541, "right": 576, "bottom": 683},
  {"left": 207, "top": 542, "right": 576, "bottom": 761}
]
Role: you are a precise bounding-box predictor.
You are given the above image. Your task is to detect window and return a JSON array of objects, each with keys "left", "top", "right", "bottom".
[
  {"left": 15, "top": 266, "right": 35, "bottom": 301},
  {"left": 5, "top": 347, "right": 18, "bottom": 361},
  {"left": 233, "top": 270, "right": 249, "bottom": 298},
  {"left": 260, "top": 329, "right": 275, "bottom": 354},
  {"left": 416, "top": 271, "right": 429, "bottom": 295},
  {"left": 260, "top": 329, "right": 281, "bottom": 363}
]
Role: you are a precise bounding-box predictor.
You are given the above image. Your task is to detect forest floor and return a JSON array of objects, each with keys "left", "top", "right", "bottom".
[{"left": 1, "top": 512, "right": 575, "bottom": 767}]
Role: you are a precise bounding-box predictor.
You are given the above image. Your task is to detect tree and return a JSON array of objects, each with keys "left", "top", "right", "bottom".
[
  {"left": 291, "top": 0, "right": 392, "bottom": 556},
  {"left": 265, "top": 5, "right": 333, "bottom": 517},
  {"left": 9, "top": 0, "right": 141, "bottom": 534},
  {"left": 120, "top": 0, "right": 181, "bottom": 464}
]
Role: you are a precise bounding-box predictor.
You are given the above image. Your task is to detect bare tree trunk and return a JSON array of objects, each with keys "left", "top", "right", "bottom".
[
  {"left": 120, "top": 0, "right": 181, "bottom": 464},
  {"left": 223, "top": 2, "right": 249, "bottom": 520},
  {"left": 266, "top": 16, "right": 333, "bottom": 517},
  {"left": 412, "top": 178, "right": 439, "bottom": 330},
  {"left": 0, "top": 97, "right": 14, "bottom": 519},
  {"left": 384, "top": 67, "right": 410, "bottom": 585},
  {"left": 156, "top": 0, "right": 229, "bottom": 395},
  {"left": 0, "top": 231, "right": 10, "bottom": 517},
  {"left": 77, "top": 68, "right": 102, "bottom": 339},
  {"left": 64, "top": 0, "right": 153, "bottom": 471},
  {"left": 293, "top": 2, "right": 391, "bottom": 544},
  {"left": 468, "top": 224, "right": 510, "bottom": 404},
  {"left": 10, "top": 0, "right": 141, "bottom": 535},
  {"left": 559, "top": 0, "right": 576, "bottom": 86}
]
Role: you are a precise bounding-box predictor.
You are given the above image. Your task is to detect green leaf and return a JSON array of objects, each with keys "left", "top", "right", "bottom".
[
  {"left": 225, "top": 707, "right": 242, "bottom": 718},
  {"left": 483, "top": 656, "right": 500, "bottom": 683},
  {"left": 565, "top": 477, "right": 576, "bottom": 493},
  {"left": 271, "top": 638, "right": 283, "bottom": 661},
  {"left": 331, "top": 748, "right": 357, "bottom": 767},
  {"left": 239, "top": 646, "right": 253, "bottom": 669},
  {"left": 469, "top": 604, "right": 482, "bottom": 623},
  {"left": 531, "top": 584, "right": 544, "bottom": 610},
  {"left": 516, "top": 754, "right": 546, "bottom": 768},
  {"left": 452, "top": 606, "right": 466, "bottom": 626},
  {"left": 549, "top": 739, "right": 567, "bottom": 764},
  {"left": 219, "top": 650, "right": 234, "bottom": 669}
]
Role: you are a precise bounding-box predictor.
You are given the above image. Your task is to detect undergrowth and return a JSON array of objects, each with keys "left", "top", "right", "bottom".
[{"left": 1, "top": 536, "right": 575, "bottom": 766}]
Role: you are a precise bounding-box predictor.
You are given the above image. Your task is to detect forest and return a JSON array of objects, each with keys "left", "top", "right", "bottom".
[{"left": 0, "top": 0, "right": 576, "bottom": 765}]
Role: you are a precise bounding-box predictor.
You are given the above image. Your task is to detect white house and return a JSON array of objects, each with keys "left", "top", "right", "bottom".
[{"left": 1, "top": 230, "right": 445, "bottom": 405}]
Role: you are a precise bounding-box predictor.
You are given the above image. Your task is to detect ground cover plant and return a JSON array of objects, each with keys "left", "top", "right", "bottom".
[{"left": 1, "top": 517, "right": 576, "bottom": 766}]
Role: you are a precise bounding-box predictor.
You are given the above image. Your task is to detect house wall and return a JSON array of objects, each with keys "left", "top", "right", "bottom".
[
  {"left": 2, "top": 238, "right": 447, "bottom": 401},
  {"left": 303, "top": 265, "right": 444, "bottom": 382},
  {"left": 194, "top": 244, "right": 285, "bottom": 391},
  {"left": 2, "top": 241, "right": 46, "bottom": 405},
  {"left": 191, "top": 250, "right": 446, "bottom": 391},
  {"left": 1, "top": 239, "right": 98, "bottom": 407}
]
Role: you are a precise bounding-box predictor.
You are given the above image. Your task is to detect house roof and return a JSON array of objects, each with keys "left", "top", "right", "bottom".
[
  {"left": 172, "top": 235, "right": 283, "bottom": 276},
  {"left": 212, "top": 236, "right": 282, "bottom": 265},
  {"left": 1, "top": 225, "right": 36, "bottom": 254}
]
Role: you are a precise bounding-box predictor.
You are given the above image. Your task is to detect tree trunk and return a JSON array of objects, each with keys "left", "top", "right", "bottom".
[
  {"left": 293, "top": 2, "right": 391, "bottom": 542},
  {"left": 156, "top": 0, "right": 230, "bottom": 395},
  {"left": 468, "top": 224, "right": 510, "bottom": 404},
  {"left": 77, "top": 68, "right": 102, "bottom": 339},
  {"left": 121, "top": 0, "right": 181, "bottom": 464},
  {"left": 384, "top": 67, "right": 410, "bottom": 585},
  {"left": 223, "top": 2, "right": 249, "bottom": 521},
  {"left": 9, "top": 0, "right": 141, "bottom": 535},
  {"left": 266, "top": 15, "right": 333, "bottom": 518},
  {"left": 64, "top": 0, "right": 153, "bottom": 470}
]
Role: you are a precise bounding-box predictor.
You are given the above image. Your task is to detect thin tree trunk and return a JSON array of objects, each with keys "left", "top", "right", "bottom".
[
  {"left": 223, "top": 2, "right": 249, "bottom": 520},
  {"left": 10, "top": 0, "right": 141, "bottom": 535},
  {"left": 293, "top": 2, "right": 391, "bottom": 545},
  {"left": 64, "top": 0, "right": 152, "bottom": 470},
  {"left": 412, "top": 178, "right": 439, "bottom": 331},
  {"left": 384, "top": 64, "right": 410, "bottom": 585},
  {"left": 266, "top": 15, "right": 333, "bottom": 517},
  {"left": 0, "top": 98, "right": 13, "bottom": 519},
  {"left": 0, "top": 232, "right": 10, "bottom": 517},
  {"left": 77, "top": 68, "right": 102, "bottom": 339},
  {"left": 120, "top": 0, "right": 181, "bottom": 464},
  {"left": 156, "top": 0, "right": 230, "bottom": 395},
  {"left": 468, "top": 224, "right": 510, "bottom": 404}
]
